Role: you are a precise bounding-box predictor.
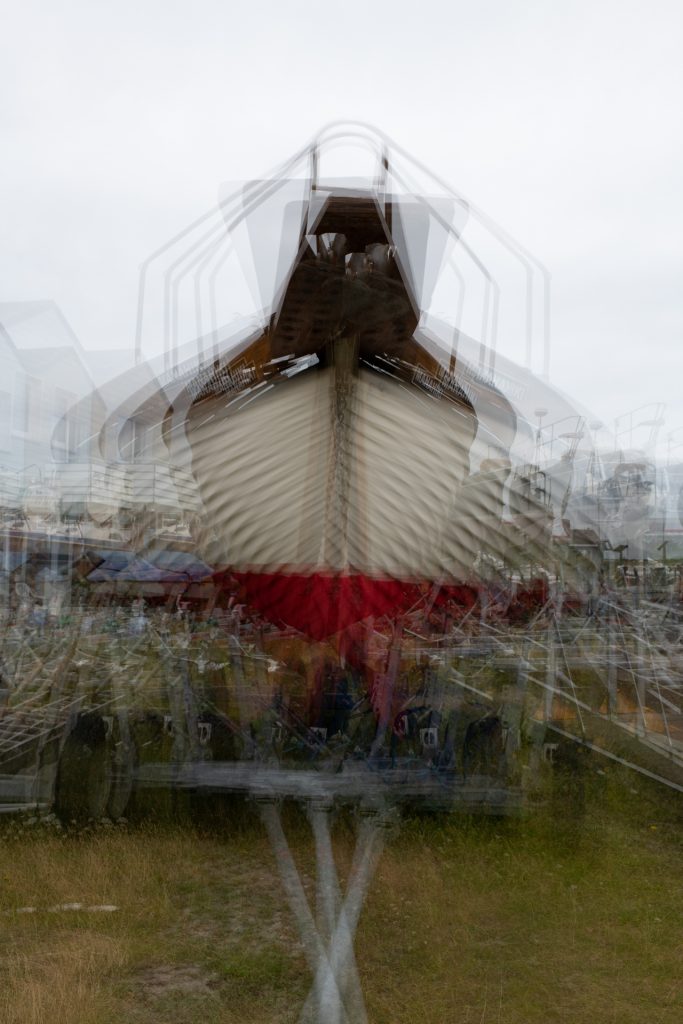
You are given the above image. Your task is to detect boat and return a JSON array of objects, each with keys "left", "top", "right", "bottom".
[{"left": 131, "top": 124, "right": 576, "bottom": 640}]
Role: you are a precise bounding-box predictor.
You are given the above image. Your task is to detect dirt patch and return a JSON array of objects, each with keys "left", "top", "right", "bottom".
[
  {"left": 174, "top": 903, "right": 300, "bottom": 946},
  {"left": 135, "top": 963, "right": 219, "bottom": 996}
]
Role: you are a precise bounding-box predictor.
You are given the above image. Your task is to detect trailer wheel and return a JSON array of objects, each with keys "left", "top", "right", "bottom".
[
  {"left": 127, "top": 712, "right": 188, "bottom": 822},
  {"left": 188, "top": 714, "right": 239, "bottom": 828},
  {"left": 54, "top": 713, "right": 112, "bottom": 823}
]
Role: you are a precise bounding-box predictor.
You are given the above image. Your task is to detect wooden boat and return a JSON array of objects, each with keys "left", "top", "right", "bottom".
[{"left": 177, "top": 189, "right": 517, "bottom": 638}]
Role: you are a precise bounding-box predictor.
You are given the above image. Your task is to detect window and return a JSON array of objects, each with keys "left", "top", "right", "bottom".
[
  {"left": 12, "top": 373, "right": 40, "bottom": 435},
  {"left": 119, "top": 417, "right": 148, "bottom": 462},
  {"left": 53, "top": 388, "right": 78, "bottom": 457},
  {"left": 0, "top": 391, "right": 10, "bottom": 451}
]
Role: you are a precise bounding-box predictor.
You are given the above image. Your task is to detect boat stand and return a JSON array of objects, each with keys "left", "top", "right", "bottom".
[{"left": 259, "top": 797, "right": 395, "bottom": 1024}]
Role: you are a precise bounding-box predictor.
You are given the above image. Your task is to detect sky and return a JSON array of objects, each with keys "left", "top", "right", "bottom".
[{"left": 1, "top": 0, "right": 682, "bottom": 452}]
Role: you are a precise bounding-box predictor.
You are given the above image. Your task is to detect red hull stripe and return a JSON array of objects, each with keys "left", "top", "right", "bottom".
[{"left": 219, "top": 570, "right": 478, "bottom": 640}]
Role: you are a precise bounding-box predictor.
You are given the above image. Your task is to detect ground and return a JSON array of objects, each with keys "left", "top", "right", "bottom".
[{"left": 1, "top": 771, "right": 682, "bottom": 1023}]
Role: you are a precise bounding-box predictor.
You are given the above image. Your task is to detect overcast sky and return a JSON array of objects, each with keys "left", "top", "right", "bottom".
[{"left": 2, "top": 0, "right": 682, "bottom": 450}]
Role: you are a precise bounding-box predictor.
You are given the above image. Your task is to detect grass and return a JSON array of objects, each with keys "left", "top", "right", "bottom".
[{"left": 1, "top": 770, "right": 682, "bottom": 1023}]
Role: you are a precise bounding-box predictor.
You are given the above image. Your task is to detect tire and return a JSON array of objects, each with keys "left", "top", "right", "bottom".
[{"left": 54, "top": 713, "right": 112, "bottom": 823}]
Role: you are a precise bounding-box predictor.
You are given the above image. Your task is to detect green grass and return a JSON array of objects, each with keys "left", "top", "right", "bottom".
[{"left": 1, "top": 770, "right": 682, "bottom": 1023}]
